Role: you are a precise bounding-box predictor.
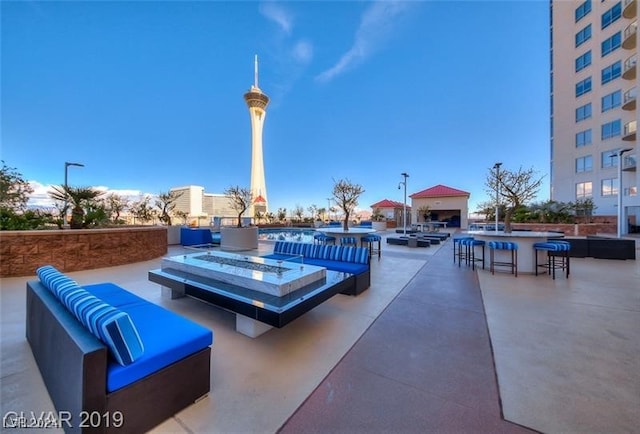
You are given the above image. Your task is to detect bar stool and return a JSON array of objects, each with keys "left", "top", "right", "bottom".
[
  {"left": 361, "top": 234, "right": 382, "bottom": 259},
  {"left": 459, "top": 238, "right": 485, "bottom": 270},
  {"left": 313, "top": 233, "right": 335, "bottom": 245},
  {"left": 487, "top": 241, "right": 518, "bottom": 277},
  {"left": 453, "top": 236, "right": 473, "bottom": 264},
  {"left": 547, "top": 239, "right": 571, "bottom": 277},
  {"left": 533, "top": 241, "right": 570, "bottom": 279},
  {"left": 340, "top": 236, "right": 358, "bottom": 247}
]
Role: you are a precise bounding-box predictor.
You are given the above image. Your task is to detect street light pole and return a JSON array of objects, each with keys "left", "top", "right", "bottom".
[
  {"left": 399, "top": 172, "right": 409, "bottom": 235},
  {"left": 493, "top": 162, "right": 502, "bottom": 231},
  {"left": 64, "top": 161, "right": 84, "bottom": 227},
  {"left": 326, "top": 197, "right": 332, "bottom": 221},
  {"left": 617, "top": 148, "right": 632, "bottom": 238}
]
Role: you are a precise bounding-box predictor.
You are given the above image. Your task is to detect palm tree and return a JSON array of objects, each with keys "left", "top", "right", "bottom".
[{"left": 49, "top": 186, "right": 102, "bottom": 229}]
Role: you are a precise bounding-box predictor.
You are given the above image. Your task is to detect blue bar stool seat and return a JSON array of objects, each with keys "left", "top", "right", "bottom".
[
  {"left": 459, "top": 239, "right": 485, "bottom": 270},
  {"left": 361, "top": 234, "right": 382, "bottom": 259},
  {"left": 340, "top": 236, "right": 358, "bottom": 247},
  {"left": 533, "top": 241, "right": 570, "bottom": 279},
  {"left": 453, "top": 236, "right": 474, "bottom": 264},
  {"left": 314, "top": 233, "right": 336, "bottom": 245},
  {"left": 487, "top": 241, "right": 518, "bottom": 277}
]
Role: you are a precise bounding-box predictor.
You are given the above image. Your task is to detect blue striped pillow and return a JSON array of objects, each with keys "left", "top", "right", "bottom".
[
  {"left": 35, "top": 266, "right": 144, "bottom": 366},
  {"left": 72, "top": 291, "right": 144, "bottom": 366}
]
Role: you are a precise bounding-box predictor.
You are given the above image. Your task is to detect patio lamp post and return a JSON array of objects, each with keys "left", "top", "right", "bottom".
[
  {"left": 326, "top": 197, "right": 332, "bottom": 221},
  {"left": 493, "top": 162, "right": 502, "bottom": 231},
  {"left": 399, "top": 172, "right": 409, "bottom": 235},
  {"left": 617, "top": 148, "right": 632, "bottom": 238},
  {"left": 64, "top": 161, "right": 84, "bottom": 227}
]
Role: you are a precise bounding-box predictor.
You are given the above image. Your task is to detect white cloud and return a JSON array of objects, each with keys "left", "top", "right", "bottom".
[
  {"left": 26, "top": 180, "right": 153, "bottom": 208},
  {"left": 291, "top": 39, "right": 313, "bottom": 64},
  {"left": 260, "top": 1, "right": 293, "bottom": 34},
  {"left": 316, "top": 0, "right": 414, "bottom": 83}
]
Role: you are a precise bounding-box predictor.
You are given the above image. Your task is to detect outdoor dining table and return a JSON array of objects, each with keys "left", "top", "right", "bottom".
[
  {"left": 465, "top": 230, "right": 564, "bottom": 274},
  {"left": 316, "top": 227, "right": 377, "bottom": 245}
]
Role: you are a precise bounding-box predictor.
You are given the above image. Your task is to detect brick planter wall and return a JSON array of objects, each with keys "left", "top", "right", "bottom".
[{"left": 0, "top": 226, "right": 167, "bottom": 277}]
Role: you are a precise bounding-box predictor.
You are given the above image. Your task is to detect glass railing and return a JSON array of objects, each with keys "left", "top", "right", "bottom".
[
  {"left": 624, "top": 86, "right": 637, "bottom": 104},
  {"left": 623, "top": 154, "right": 637, "bottom": 170},
  {"left": 624, "top": 21, "right": 637, "bottom": 41},
  {"left": 624, "top": 54, "right": 637, "bottom": 73},
  {"left": 624, "top": 120, "right": 637, "bottom": 136}
]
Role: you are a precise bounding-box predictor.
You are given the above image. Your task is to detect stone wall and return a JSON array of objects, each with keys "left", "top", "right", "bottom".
[
  {"left": 0, "top": 226, "right": 167, "bottom": 277},
  {"left": 511, "top": 223, "right": 616, "bottom": 236}
]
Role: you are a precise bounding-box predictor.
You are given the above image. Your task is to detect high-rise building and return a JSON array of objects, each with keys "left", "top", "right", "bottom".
[
  {"left": 550, "top": 0, "right": 638, "bottom": 234},
  {"left": 244, "top": 55, "right": 269, "bottom": 218}
]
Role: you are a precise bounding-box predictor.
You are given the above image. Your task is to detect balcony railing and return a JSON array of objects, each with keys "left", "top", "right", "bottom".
[
  {"left": 623, "top": 154, "right": 637, "bottom": 171},
  {"left": 623, "top": 54, "right": 637, "bottom": 80},
  {"left": 623, "top": 86, "right": 637, "bottom": 110},
  {"left": 623, "top": 21, "right": 637, "bottom": 49},
  {"left": 623, "top": 120, "right": 637, "bottom": 141},
  {"left": 623, "top": 0, "right": 637, "bottom": 18}
]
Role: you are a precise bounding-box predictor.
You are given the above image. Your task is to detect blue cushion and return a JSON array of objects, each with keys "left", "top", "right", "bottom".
[
  {"left": 83, "top": 282, "right": 149, "bottom": 309},
  {"left": 305, "top": 259, "right": 368, "bottom": 275},
  {"left": 62, "top": 285, "right": 145, "bottom": 367},
  {"left": 102, "top": 300, "right": 213, "bottom": 393},
  {"left": 488, "top": 241, "right": 518, "bottom": 250}
]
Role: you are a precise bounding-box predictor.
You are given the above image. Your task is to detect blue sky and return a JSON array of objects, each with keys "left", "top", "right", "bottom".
[{"left": 2, "top": 0, "right": 550, "bottom": 215}]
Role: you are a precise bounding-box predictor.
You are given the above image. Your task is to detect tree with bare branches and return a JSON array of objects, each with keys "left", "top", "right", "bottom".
[
  {"left": 485, "top": 166, "right": 544, "bottom": 232},
  {"left": 155, "top": 190, "right": 183, "bottom": 226},
  {"left": 332, "top": 178, "right": 365, "bottom": 231},
  {"left": 224, "top": 186, "right": 253, "bottom": 228}
]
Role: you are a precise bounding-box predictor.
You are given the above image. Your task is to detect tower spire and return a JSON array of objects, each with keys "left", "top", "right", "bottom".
[{"left": 254, "top": 54, "right": 259, "bottom": 89}]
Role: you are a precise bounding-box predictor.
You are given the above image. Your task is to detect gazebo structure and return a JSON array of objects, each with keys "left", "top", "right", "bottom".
[
  {"left": 370, "top": 199, "right": 411, "bottom": 228},
  {"left": 410, "top": 184, "right": 470, "bottom": 229}
]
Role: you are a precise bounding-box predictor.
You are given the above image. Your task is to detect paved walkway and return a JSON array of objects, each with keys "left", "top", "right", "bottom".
[{"left": 280, "top": 241, "right": 534, "bottom": 433}]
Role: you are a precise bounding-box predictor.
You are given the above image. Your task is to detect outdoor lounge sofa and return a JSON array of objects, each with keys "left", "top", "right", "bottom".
[
  {"left": 261, "top": 241, "right": 371, "bottom": 295},
  {"left": 26, "top": 266, "right": 213, "bottom": 433}
]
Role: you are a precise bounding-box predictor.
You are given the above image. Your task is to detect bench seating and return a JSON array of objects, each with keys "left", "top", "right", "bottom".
[
  {"left": 261, "top": 241, "right": 371, "bottom": 295},
  {"left": 27, "top": 266, "right": 213, "bottom": 433},
  {"left": 387, "top": 237, "right": 431, "bottom": 247}
]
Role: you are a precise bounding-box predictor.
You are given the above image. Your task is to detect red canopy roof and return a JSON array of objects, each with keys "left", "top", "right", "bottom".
[
  {"left": 254, "top": 195, "right": 266, "bottom": 203},
  {"left": 370, "top": 199, "right": 410, "bottom": 209},
  {"left": 410, "top": 184, "right": 470, "bottom": 199}
]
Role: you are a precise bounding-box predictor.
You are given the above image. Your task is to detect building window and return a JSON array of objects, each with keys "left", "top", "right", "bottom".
[
  {"left": 624, "top": 186, "right": 638, "bottom": 196},
  {"left": 601, "top": 61, "right": 622, "bottom": 85},
  {"left": 601, "top": 32, "right": 621, "bottom": 57},
  {"left": 601, "top": 90, "right": 621, "bottom": 112},
  {"left": 576, "top": 129, "right": 592, "bottom": 147},
  {"left": 576, "top": 103, "right": 592, "bottom": 121},
  {"left": 576, "top": 181, "right": 593, "bottom": 199},
  {"left": 601, "top": 178, "right": 617, "bottom": 196},
  {"left": 601, "top": 119, "right": 622, "bottom": 140},
  {"left": 576, "top": 24, "right": 592, "bottom": 47},
  {"left": 575, "top": 0, "right": 592, "bottom": 22},
  {"left": 602, "top": 149, "right": 620, "bottom": 168},
  {"left": 576, "top": 77, "right": 592, "bottom": 97},
  {"left": 601, "top": 2, "right": 621, "bottom": 29},
  {"left": 576, "top": 51, "right": 592, "bottom": 72},
  {"left": 576, "top": 155, "right": 593, "bottom": 172}
]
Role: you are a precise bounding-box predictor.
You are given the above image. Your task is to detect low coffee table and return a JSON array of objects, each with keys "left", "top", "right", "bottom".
[{"left": 149, "top": 252, "right": 354, "bottom": 337}]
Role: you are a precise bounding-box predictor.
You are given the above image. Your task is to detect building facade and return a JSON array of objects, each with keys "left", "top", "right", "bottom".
[
  {"left": 550, "top": 0, "right": 638, "bottom": 233},
  {"left": 409, "top": 184, "right": 470, "bottom": 229}
]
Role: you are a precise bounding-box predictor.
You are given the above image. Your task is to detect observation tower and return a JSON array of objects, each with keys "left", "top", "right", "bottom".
[{"left": 244, "top": 55, "right": 270, "bottom": 217}]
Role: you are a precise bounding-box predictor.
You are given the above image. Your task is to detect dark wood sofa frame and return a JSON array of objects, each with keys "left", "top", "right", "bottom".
[{"left": 26, "top": 280, "right": 211, "bottom": 433}]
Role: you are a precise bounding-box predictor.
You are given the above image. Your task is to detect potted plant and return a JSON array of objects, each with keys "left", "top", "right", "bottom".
[
  {"left": 371, "top": 208, "right": 387, "bottom": 231},
  {"left": 220, "top": 186, "right": 258, "bottom": 251},
  {"left": 418, "top": 205, "right": 431, "bottom": 223}
]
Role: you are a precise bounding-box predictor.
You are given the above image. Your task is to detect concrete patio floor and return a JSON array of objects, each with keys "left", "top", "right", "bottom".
[{"left": 1, "top": 231, "right": 638, "bottom": 433}]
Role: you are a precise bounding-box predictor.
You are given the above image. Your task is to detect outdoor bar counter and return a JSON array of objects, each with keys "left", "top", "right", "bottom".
[{"left": 466, "top": 230, "right": 564, "bottom": 274}]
